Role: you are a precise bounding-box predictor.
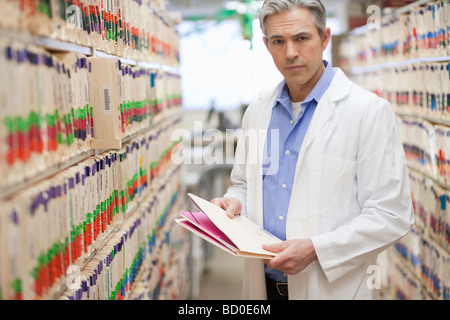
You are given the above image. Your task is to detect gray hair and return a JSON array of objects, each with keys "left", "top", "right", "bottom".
[{"left": 260, "top": 0, "right": 327, "bottom": 39}]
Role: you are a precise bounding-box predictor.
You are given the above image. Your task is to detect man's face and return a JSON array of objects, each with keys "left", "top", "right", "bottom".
[{"left": 264, "top": 7, "right": 330, "bottom": 101}]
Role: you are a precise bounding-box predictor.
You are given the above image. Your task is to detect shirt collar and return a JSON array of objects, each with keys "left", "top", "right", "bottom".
[{"left": 274, "top": 60, "right": 336, "bottom": 110}]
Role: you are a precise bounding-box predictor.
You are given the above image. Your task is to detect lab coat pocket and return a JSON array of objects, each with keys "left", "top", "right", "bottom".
[{"left": 307, "top": 154, "right": 356, "bottom": 217}]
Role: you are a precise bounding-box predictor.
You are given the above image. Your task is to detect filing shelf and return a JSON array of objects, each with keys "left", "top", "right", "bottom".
[
  {"left": 338, "top": 0, "right": 450, "bottom": 300},
  {"left": 0, "top": 2, "right": 188, "bottom": 300}
]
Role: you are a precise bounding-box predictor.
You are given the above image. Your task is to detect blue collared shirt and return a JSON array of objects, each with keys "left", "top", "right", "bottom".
[{"left": 263, "top": 61, "right": 336, "bottom": 282}]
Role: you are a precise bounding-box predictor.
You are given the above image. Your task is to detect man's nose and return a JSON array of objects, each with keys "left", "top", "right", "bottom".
[{"left": 285, "top": 41, "right": 298, "bottom": 60}]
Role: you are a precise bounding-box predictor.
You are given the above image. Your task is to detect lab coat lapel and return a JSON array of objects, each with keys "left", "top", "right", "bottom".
[
  {"left": 254, "top": 82, "right": 282, "bottom": 166},
  {"left": 242, "top": 83, "right": 283, "bottom": 300},
  {"left": 296, "top": 69, "right": 351, "bottom": 171},
  {"left": 250, "top": 81, "right": 283, "bottom": 228}
]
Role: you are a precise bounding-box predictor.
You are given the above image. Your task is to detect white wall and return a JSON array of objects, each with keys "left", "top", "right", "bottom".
[{"left": 178, "top": 7, "right": 345, "bottom": 112}]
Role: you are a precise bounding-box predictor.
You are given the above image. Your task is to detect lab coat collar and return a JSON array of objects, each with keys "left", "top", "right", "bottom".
[
  {"left": 257, "top": 67, "right": 351, "bottom": 106},
  {"left": 273, "top": 60, "right": 336, "bottom": 111}
]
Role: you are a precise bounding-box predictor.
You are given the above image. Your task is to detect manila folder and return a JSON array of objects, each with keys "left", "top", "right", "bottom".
[{"left": 176, "top": 193, "right": 281, "bottom": 259}]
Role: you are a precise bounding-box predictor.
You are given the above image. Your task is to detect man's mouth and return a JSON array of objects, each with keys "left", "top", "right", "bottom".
[{"left": 286, "top": 65, "right": 305, "bottom": 71}]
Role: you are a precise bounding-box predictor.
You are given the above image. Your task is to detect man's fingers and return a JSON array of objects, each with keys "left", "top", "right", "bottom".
[
  {"left": 210, "top": 198, "right": 242, "bottom": 219},
  {"left": 263, "top": 242, "right": 290, "bottom": 271},
  {"left": 264, "top": 239, "right": 317, "bottom": 276},
  {"left": 210, "top": 198, "right": 224, "bottom": 208},
  {"left": 225, "top": 200, "right": 241, "bottom": 218}
]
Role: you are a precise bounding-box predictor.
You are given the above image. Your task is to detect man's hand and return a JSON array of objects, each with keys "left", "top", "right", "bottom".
[
  {"left": 263, "top": 239, "right": 317, "bottom": 276},
  {"left": 210, "top": 197, "right": 242, "bottom": 219}
]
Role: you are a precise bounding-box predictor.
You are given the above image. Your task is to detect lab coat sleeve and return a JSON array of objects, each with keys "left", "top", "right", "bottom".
[
  {"left": 223, "top": 108, "right": 250, "bottom": 217},
  {"left": 311, "top": 97, "right": 414, "bottom": 284}
]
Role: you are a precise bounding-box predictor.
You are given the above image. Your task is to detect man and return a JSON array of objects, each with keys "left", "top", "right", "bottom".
[{"left": 211, "top": 0, "right": 414, "bottom": 300}]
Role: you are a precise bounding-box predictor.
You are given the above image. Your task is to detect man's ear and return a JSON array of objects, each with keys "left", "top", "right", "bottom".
[
  {"left": 263, "top": 36, "right": 269, "bottom": 50},
  {"left": 321, "top": 28, "right": 331, "bottom": 52}
]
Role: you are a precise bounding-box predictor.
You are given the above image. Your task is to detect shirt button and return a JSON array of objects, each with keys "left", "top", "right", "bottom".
[
  {"left": 285, "top": 150, "right": 290, "bottom": 155},
  {"left": 290, "top": 120, "right": 294, "bottom": 125},
  {"left": 282, "top": 184, "right": 287, "bottom": 189},
  {"left": 278, "top": 216, "right": 284, "bottom": 221}
]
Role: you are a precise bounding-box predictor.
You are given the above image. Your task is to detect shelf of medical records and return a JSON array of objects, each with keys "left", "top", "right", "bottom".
[
  {"left": 387, "top": 221, "right": 450, "bottom": 300},
  {"left": 93, "top": 49, "right": 181, "bottom": 75},
  {"left": 0, "top": 27, "right": 180, "bottom": 75},
  {"left": 0, "top": 111, "right": 182, "bottom": 202},
  {"left": 52, "top": 161, "right": 184, "bottom": 300},
  {"left": 0, "top": 118, "right": 185, "bottom": 299},
  {"left": 337, "top": 0, "right": 450, "bottom": 300},
  {"left": 339, "top": 0, "right": 450, "bottom": 74},
  {"left": 349, "top": 0, "right": 432, "bottom": 37},
  {"left": 0, "top": 27, "right": 92, "bottom": 55},
  {"left": 125, "top": 190, "right": 189, "bottom": 301},
  {"left": 384, "top": 147, "right": 450, "bottom": 299},
  {"left": 350, "top": 55, "right": 450, "bottom": 75},
  {"left": 61, "top": 179, "right": 186, "bottom": 300},
  {"left": 384, "top": 246, "right": 441, "bottom": 300},
  {"left": 0, "top": 1, "right": 186, "bottom": 301},
  {"left": 395, "top": 115, "right": 449, "bottom": 189},
  {"left": 50, "top": 195, "right": 138, "bottom": 299},
  {"left": 379, "top": 193, "right": 449, "bottom": 300},
  {"left": 394, "top": 107, "right": 450, "bottom": 127},
  {"left": 360, "top": 0, "right": 445, "bottom": 30},
  {"left": 394, "top": 248, "right": 437, "bottom": 300},
  {"left": 408, "top": 164, "right": 449, "bottom": 192}
]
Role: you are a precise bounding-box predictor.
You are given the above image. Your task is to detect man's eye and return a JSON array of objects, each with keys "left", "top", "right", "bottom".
[
  {"left": 272, "top": 40, "right": 284, "bottom": 45},
  {"left": 296, "top": 37, "right": 308, "bottom": 42}
]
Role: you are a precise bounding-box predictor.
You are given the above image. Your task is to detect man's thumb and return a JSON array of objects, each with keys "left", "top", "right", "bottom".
[{"left": 263, "top": 241, "right": 289, "bottom": 253}]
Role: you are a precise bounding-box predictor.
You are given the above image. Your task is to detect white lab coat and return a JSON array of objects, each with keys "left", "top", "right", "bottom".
[{"left": 224, "top": 68, "right": 414, "bottom": 300}]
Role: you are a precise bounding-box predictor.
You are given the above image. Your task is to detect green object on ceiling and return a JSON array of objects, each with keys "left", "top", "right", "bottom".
[{"left": 184, "top": 0, "right": 260, "bottom": 49}]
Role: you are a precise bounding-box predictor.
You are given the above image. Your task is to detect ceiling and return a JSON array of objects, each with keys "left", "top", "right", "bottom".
[
  {"left": 164, "top": 0, "right": 412, "bottom": 34},
  {"left": 166, "top": 0, "right": 262, "bottom": 19},
  {"left": 165, "top": 0, "right": 357, "bottom": 21},
  {"left": 166, "top": 0, "right": 232, "bottom": 20},
  {"left": 165, "top": 0, "right": 413, "bottom": 19}
]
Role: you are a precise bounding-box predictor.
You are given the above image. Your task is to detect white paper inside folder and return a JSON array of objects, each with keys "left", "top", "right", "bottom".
[{"left": 182, "top": 193, "right": 282, "bottom": 259}]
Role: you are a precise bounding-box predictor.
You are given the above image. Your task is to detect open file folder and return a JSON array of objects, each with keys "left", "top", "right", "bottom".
[{"left": 176, "top": 193, "right": 282, "bottom": 259}]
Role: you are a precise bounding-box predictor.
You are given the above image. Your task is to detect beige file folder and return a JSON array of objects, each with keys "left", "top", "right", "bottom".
[
  {"left": 176, "top": 193, "right": 282, "bottom": 259},
  {"left": 88, "top": 57, "right": 124, "bottom": 150}
]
